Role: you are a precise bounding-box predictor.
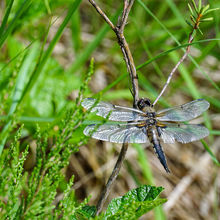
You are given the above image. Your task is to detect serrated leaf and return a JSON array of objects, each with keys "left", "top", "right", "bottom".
[
  {"left": 77, "top": 205, "right": 96, "bottom": 219},
  {"left": 102, "top": 185, "right": 166, "bottom": 220}
]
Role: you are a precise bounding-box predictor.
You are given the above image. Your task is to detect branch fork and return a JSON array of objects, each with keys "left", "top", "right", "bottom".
[{"left": 88, "top": 0, "right": 138, "bottom": 215}]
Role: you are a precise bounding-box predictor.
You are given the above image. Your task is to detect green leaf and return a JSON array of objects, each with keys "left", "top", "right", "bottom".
[
  {"left": 201, "top": 4, "right": 210, "bottom": 15},
  {"left": 0, "top": 41, "right": 39, "bottom": 155},
  {"left": 203, "top": 8, "right": 220, "bottom": 15},
  {"left": 21, "top": 0, "right": 82, "bottom": 107},
  {"left": 102, "top": 185, "right": 166, "bottom": 220},
  {"left": 77, "top": 205, "right": 96, "bottom": 219},
  {"left": 67, "top": 7, "right": 122, "bottom": 74},
  {"left": 201, "top": 140, "right": 220, "bottom": 166},
  {"left": 188, "top": 3, "right": 196, "bottom": 18},
  {"left": 191, "top": 0, "right": 198, "bottom": 14},
  {"left": 0, "top": 0, "right": 32, "bottom": 48},
  {"left": 0, "top": 0, "right": 14, "bottom": 37},
  {"left": 201, "top": 17, "right": 213, "bottom": 22},
  {"left": 198, "top": 0, "right": 202, "bottom": 12}
]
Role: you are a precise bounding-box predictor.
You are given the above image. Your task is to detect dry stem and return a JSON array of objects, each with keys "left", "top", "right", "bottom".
[
  {"left": 153, "top": 21, "right": 199, "bottom": 106},
  {"left": 96, "top": 143, "right": 128, "bottom": 215},
  {"left": 88, "top": 0, "right": 138, "bottom": 108},
  {"left": 88, "top": 0, "right": 138, "bottom": 215}
]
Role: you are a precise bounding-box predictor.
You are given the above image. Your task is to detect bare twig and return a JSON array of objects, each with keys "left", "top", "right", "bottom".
[
  {"left": 153, "top": 31, "right": 195, "bottom": 106},
  {"left": 152, "top": 0, "right": 210, "bottom": 106},
  {"left": 96, "top": 143, "right": 128, "bottom": 215},
  {"left": 87, "top": 0, "right": 138, "bottom": 215},
  {"left": 88, "top": 0, "right": 115, "bottom": 31},
  {"left": 118, "top": 0, "right": 134, "bottom": 33},
  {"left": 88, "top": 0, "right": 138, "bottom": 108}
]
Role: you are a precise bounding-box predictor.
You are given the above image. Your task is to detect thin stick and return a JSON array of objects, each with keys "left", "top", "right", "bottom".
[
  {"left": 87, "top": 0, "right": 138, "bottom": 215},
  {"left": 96, "top": 143, "right": 128, "bottom": 215},
  {"left": 153, "top": 6, "right": 205, "bottom": 106},
  {"left": 88, "top": 0, "right": 138, "bottom": 108},
  {"left": 153, "top": 32, "right": 195, "bottom": 106},
  {"left": 88, "top": 0, "right": 115, "bottom": 31}
]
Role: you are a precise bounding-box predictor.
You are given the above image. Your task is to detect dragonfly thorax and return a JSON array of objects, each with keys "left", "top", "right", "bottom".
[
  {"left": 137, "top": 98, "right": 156, "bottom": 114},
  {"left": 137, "top": 98, "right": 152, "bottom": 110},
  {"left": 146, "top": 118, "right": 156, "bottom": 126}
]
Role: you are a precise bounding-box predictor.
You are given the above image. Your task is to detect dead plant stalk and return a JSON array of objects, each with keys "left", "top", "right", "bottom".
[{"left": 88, "top": 0, "right": 139, "bottom": 215}]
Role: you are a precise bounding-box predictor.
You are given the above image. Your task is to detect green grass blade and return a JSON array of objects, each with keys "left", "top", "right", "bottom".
[
  {"left": 71, "top": 10, "right": 81, "bottom": 52},
  {"left": 93, "top": 38, "right": 220, "bottom": 99},
  {"left": 165, "top": 0, "right": 186, "bottom": 27},
  {"left": 44, "top": 0, "right": 51, "bottom": 14},
  {"left": 137, "top": 38, "right": 220, "bottom": 67},
  {"left": 0, "top": 41, "right": 35, "bottom": 73},
  {"left": 210, "top": 130, "right": 220, "bottom": 135},
  {"left": 0, "top": 0, "right": 14, "bottom": 36},
  {"left": 95, "top": 73, "right": 127, "bottom": 97},
  {"left": 21, "top": 0, "right": 82, "bottom": 101},
  {"left": 133, "top": 144, "right": 154, "bottom": 185},
  {"left": 0, "top": 42, "right": 39, "bottom": 155},
  {"left": 0, "top": 115, "right": 55, "bottom": 123},
  {"left": 133, "top": 144, "right": 166, "bottom": 220},
  {"left": 201, "top": 140, "right": 220, "bottom": 166},
  {"left": 137, "top": 0, "right": 220, "bottom": 93},
  {"left": 67, "top": 24, "right": 110, "bottom": 74},
  {"left": 132, "top": 18, "right": 165, "bottom": 80},
  {"left": 67, "top": 7, "right": 121, "bottom": 74},
  {"left": 9, "top": 44, "right": 40, "bottom": 115},
  {"left": 137, "top": 0, "right": 179, "bottom": 44},
  {"left": 0, "top": 0, "right": 32, "bottom": 48}
]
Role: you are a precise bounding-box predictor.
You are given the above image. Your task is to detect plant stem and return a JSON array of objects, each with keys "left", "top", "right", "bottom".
[
  {"left": 96, "top": 143, "right": 128, "bottom": 215},
  {"left": 87, "top": 0, "right": 138, "bottom": 215},
  {"left": 153, "top": 17, "right": 200, "bottom": 106}
]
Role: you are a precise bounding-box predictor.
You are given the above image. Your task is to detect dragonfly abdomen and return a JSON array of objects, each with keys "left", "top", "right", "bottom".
[{"left": 147, "top": 127, "right": 170, "bottom": 173}]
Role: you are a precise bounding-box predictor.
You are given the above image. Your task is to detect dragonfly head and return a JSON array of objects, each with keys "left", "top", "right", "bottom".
[{"left": 137, "top": 98, "right": 152, "bottom": 111}]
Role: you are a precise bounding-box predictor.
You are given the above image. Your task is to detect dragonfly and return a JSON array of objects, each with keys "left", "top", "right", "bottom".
[{"left": 81, "top": 98, "right": 210, "bottom": 173}]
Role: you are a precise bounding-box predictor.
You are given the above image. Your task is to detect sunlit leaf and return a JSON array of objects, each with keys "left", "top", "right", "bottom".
[{"left": 101, "top": 185, "right": 166, "bottom": 220}]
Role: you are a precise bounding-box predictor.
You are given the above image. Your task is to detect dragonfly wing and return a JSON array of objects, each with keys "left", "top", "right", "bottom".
[
  {"left": 156, "top": 99, "right": 210, "bottom": 122},
  {"left": 159, "top": 122, "right": 209, "bottom": 144},
  {"left": 84, "top": 123, "right": 149, "bottom": 144},
  {"left": 81, "top": 98, "right": 146, "bottom": 121}
]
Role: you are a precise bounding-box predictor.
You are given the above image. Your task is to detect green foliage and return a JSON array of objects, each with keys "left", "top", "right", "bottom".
[
  {"left": 100, "top": 185, "right": 166, "bottom": 220},
  {"left": 0, "top": 57, "right": 94, "bottom": 218},
  {"left": 187, "top": 0, "right": 219, "bottom": 34},
  {"left": 76, "top": 186, "right": 166, "bottom": 220}
]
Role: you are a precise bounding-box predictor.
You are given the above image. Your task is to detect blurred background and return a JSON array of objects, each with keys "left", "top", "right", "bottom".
[{"left": 0, "top": 0, "right": 220, "bottom": 219}]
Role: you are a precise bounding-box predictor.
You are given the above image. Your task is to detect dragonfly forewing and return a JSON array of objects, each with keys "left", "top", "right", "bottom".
[
  {"left": 84, "top": 123, "right": 149, "bottom": 144},
  {"left": 82, "top": 98, "right": 146, "bottom": 121},
  {"left": 156, "top": 99, "right": 210, "bottom": 122}
]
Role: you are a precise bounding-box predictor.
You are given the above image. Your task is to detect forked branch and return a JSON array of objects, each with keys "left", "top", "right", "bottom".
[
  {"left": 88, "top": 0, "right": 138, "bottom": 108},
  {"left": 88, "top": 0, "right": 138, "bottom": 215},
  {"left": 153, "top": 0, "right": 216, "bottom": 106}
]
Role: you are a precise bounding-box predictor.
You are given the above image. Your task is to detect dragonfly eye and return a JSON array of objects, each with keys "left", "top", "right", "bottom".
[{"left": 137, "top": 98, "right": 152, "bottom": 110}]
